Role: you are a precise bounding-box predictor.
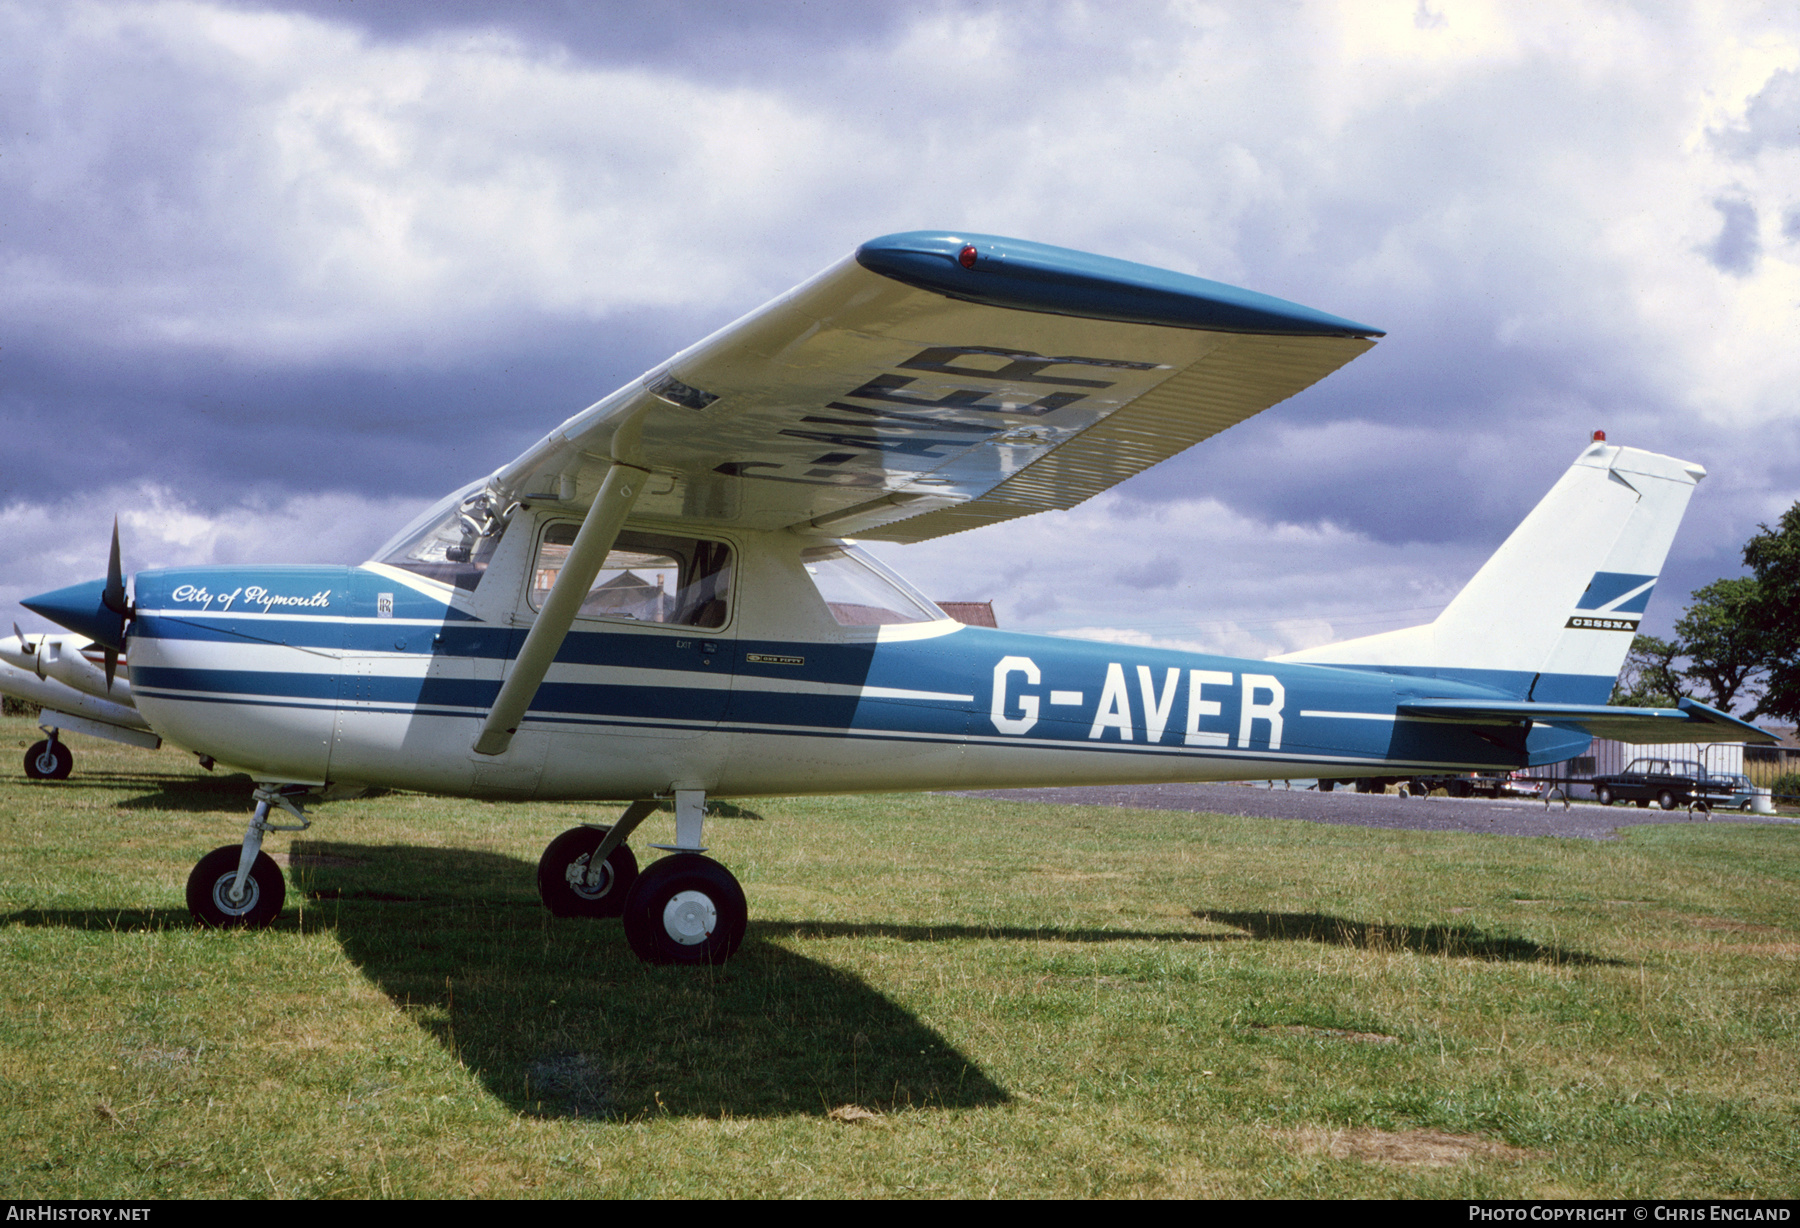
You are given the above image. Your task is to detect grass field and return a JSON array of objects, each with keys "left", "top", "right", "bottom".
[{"left": 2, "top": 715, "right": 1798, "bottom": 1199}]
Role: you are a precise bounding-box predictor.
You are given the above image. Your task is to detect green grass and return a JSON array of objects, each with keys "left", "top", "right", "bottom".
[{"left": 3, "top": 715, "right": 1799, "bottom": 1197}]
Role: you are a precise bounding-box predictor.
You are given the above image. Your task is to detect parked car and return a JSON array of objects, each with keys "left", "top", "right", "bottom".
[
  {"left": 1590, "top": 758, "right": 1716, "bottom": 810},
  {"left": 1697, "top": 772, "right": 1758, "bottom": 812}
]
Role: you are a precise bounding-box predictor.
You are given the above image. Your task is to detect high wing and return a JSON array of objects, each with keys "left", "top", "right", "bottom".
[{"left": 488, "top": 232, "right": 1382, "bottom": 541}]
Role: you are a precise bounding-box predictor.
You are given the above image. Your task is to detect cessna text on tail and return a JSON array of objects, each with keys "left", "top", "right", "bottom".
[{"left": 17, "top": 231, "right": 1770, "bottom": 966}]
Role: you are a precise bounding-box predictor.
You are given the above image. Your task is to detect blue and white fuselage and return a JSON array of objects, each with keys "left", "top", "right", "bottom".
[{"left": 121, "top": 551, "right": 1592, "bottom": 801}]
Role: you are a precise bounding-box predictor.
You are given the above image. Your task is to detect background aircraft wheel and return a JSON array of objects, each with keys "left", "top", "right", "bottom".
[
  {"left": 621, "top": 853, "right": 747, "bottom": 967},
  {"left": 1596, "top": 786, "right": 1614, "bottom": 806},
  {"left": 1317, "top": 779, "right": 1334, "bottom": 793},
  {"left": 186, "top": 845, "right": 285, "bottom": 929},
  {"left": 538, "top": 827, "right": 639, "bottom": 918},
  {"left": 1658, "top": 790, "right": 1678, "bottom": 811},
  {"left": 23, "top": 739, "right": 72, "bottom": 781}
]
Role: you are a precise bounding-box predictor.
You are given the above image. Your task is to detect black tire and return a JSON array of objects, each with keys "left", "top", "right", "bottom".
[
  {"left": 23, "top": 740, "right": 72, "bottom": 781},
  {"left": 537, "top": 827, "right": 639, "bottom": 918},
  {"left": 1596, "top": 786, "right": 1614, "bottom": 806},
  {"left": 186, "top": 845, "right": 285, "bottom": 928},
  {"left": 1658, "top": 790, "right": 1677, "bottom": 811},
  {"left": 621, "top": 853, "right": 747, "bottom": 966}
]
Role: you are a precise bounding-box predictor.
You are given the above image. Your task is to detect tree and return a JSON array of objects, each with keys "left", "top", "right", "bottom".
[
  {"left": 1745, "top": 502, "right": 1800, "bottom": 724},
  {"left": 1611, "top": 633, "right": 1684, "bottom": 708},
  {"left": 1675, "top": 577, "right": 1766, "bottom": 711}
]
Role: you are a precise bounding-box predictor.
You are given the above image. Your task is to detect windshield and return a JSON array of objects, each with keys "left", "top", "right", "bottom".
[
  {"left": 373, "top": 480, "right": 516, "bottom": 592},
  {"left": 801, "top": 544, "right": 945, "bottom": 626}
]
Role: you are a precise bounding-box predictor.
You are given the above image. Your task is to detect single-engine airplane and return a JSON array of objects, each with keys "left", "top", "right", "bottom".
[{"left": 18, "top": 231, "right": 1773, "bottom": 965}]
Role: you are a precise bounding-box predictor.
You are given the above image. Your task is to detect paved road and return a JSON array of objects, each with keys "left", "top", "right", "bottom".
[{"left": 953, "top": 782, "right": 1791, "bottom": 840}]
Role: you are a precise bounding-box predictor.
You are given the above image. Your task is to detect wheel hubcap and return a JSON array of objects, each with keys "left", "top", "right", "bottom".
[
  {"left": 662, "top": 890, "right": 717, "bottom": 945},
  {"left": 35, "top": 751, "right": 56, "bottom": 773},
  {"left": 213, "top": 873, "right": 258, "bottom": 915},
  {"left": 567, "top": 854, "right": 612, "bottom": 899}
]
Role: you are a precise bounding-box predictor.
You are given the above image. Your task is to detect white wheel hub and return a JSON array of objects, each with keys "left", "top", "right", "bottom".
[{"left": 662, "top": 890, "right": 717, "bottom": 945}]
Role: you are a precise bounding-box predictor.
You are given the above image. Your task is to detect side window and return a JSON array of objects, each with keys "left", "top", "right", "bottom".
[{"left": 531, "top": 526, "right": 732, "bottom": 628}]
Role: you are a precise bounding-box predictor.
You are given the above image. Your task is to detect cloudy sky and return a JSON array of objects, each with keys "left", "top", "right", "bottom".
[{"left": 4, "top": 0, "right": 1797, "bottom": 658}]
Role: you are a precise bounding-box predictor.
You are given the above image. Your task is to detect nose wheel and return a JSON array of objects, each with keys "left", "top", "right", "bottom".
[
  {"left": 187, "top": 845, "right": 285, "bottom": 928},
  {"left": 185, "top": 783, "right": 310, "bottom": 929},
  {"left": 24, "top": 737, "right": 73, "bottom": 781}
]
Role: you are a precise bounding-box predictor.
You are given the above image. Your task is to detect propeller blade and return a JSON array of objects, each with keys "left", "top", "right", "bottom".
[
  {"left": 11, "top": 622, "right": 32, "bottom": 655},
  {"left": 102, "top": 518, "right": 128, "bottom": 617}
]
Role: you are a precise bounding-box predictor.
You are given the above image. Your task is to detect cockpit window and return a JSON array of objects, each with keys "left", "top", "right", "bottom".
[
  {"left": 531, "top": 526, "right": 732, "bottom": 628},
  {"left": 373, "top": 482, "right": 515, "bottom": 592},
  {"left": 801, "top": 544, "right": 945, "bottom": 626}
]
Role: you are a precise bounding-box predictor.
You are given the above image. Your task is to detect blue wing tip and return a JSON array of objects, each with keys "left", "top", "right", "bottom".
[{"left": 856, "top": 231, "right": 1385, "bottom": 339}]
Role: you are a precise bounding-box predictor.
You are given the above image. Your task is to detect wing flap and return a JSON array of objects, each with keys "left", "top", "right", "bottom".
[
  {"left": 860, "top": 333, "right": 1374, "bottom": 541},
  {"left": 1398, "top": 696, "right": 1777, "bottom": 745}
]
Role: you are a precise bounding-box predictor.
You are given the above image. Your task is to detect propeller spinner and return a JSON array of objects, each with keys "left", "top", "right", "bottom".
[{"left": 21, "top": 518, "right": 133, "bottom": 690}]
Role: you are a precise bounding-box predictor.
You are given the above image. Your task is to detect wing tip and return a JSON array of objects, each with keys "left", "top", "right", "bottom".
[{"left": 856, "top": 231, "right": 1385, "bottom": 339}]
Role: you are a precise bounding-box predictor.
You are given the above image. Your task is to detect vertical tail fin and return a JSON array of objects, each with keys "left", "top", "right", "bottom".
[{"left": 1272, "top": 441, "right": 1706, "bottom": 703}]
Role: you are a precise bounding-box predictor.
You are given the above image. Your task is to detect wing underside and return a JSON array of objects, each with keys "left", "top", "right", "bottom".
[{"left": 490, "top": 232, "right": 1381, "bottom": 542}]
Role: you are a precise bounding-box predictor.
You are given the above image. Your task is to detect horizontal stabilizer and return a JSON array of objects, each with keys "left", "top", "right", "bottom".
[{"left": 1397, "top": 697, "right": 1776, "bottom": 745}]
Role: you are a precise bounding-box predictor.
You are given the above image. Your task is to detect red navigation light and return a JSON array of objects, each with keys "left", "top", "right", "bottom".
[
  {"left": 958, "top": 244, "right": 977, "bottom": 270},
  {"left": 1593, "top": 430, "right": 1607, "bottom": 442}
]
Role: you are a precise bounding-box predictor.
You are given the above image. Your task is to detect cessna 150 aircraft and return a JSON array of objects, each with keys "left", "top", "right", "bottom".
[{"left": 17, "top": 231, "right": 1772, "bottom": 966}]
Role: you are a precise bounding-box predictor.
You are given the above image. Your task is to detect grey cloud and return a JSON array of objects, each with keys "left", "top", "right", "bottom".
[
  {"left": 5, "top": 1, "right": 1799, "bottom": 651},
  {"left": 1714, "top": 67, "right": 1800, "bottom": 158},
  {"left": 1703, "top": 198, "right": 1760, "bottom": 275},
  {"left": 0, "top": 310, "right": 705, "bottom": 514},
  {"left": 236, "top": 0, "right": 1036, "bottom": 81}
]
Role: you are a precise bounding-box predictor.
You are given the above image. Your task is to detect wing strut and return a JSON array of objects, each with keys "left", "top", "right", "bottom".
[{"left": 473, "top": 461, "right": 649, "bottom": 756}]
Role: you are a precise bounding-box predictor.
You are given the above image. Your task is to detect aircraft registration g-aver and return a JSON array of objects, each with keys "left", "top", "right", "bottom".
[{"left": 19, "top": 231, "right": 1772, "bottom": 965}]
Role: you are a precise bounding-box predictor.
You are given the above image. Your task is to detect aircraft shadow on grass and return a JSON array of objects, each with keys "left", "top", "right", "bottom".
[
  {"left": 1195, "top": 909, "right": 1623, "bottom": 966},
  {"left": 23, "top": 768, "right": 256, "bottom": 812},
  {"left": 291, "top": 840, "right": 1014, "bottom": 1121},
  {"left": 5, "top": 836, "right": 1009, "bottom": 1120}
]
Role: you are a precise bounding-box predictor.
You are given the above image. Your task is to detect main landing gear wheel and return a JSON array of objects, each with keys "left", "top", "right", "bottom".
[
  {"left": 621, "top": 853, "right": 747, "bottom": 966},
  {"left": 186, "top": 845, "right": 286, "bottom": 928},
  {"left": 23, "top": 739, "right": 72, "bottom": 781},
  {"left": 538, "top": 827, "right": 639, "bottom": 918}
]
